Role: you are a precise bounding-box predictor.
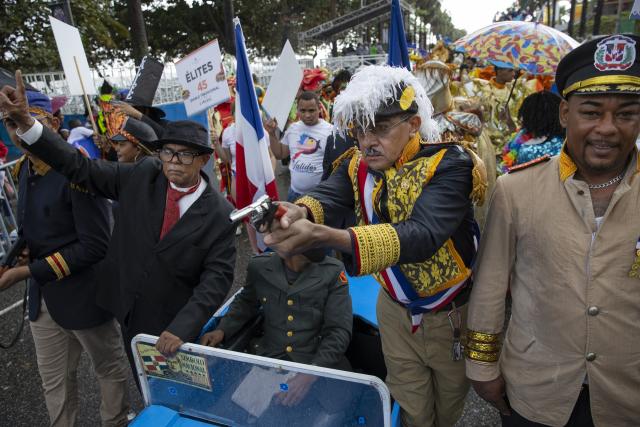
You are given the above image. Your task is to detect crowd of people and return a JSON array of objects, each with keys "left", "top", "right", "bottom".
[{"left": 0, "top": 31, "right": 639, "bottom": 427}]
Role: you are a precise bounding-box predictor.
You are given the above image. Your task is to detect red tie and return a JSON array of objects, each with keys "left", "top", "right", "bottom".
[{"left": 160, "top": 181, "right": 200, "bottom": 239}]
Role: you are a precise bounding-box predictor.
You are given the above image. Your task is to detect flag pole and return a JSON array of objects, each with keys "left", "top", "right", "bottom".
[{"left": 73, "top": 55, "right": 99, "bottom": 135}]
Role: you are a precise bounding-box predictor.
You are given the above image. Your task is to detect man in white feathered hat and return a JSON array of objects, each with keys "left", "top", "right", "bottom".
[{"left": 263, "top": 65, "right": 486, "bottom": 427}]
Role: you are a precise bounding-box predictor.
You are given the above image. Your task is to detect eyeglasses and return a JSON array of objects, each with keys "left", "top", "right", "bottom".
[
  {"left": 353, "top": 115, "right": 413, "bottom": 140},
  {"left": 158, "top": 148, "right": 202, "bottom": 165}
]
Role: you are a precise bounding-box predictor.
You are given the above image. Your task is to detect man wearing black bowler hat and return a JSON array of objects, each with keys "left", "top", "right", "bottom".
[{"left": 0, "top": 71, "right": 236, "bottom": 376}]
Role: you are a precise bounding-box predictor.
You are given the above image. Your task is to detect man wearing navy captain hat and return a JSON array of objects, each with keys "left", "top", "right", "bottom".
[{"left": 466, "top": 34, "right": 640, "bottom": 426}]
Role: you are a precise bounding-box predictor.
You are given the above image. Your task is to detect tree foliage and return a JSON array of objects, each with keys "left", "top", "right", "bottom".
[
  {"left": 494, "top": 0, "right": 548, "bottom": 22},
  {"left": 137, "top": 0, "right": 364, "bottom": 60},
  {"left": 2, "top": 0, "right": 467, "bottom": 72},
  {"left": 415, "top": 0, "right": 466, "bottom": 40},
  {"left": 1, "top": 0, "right": 129, "bottom": 73}
]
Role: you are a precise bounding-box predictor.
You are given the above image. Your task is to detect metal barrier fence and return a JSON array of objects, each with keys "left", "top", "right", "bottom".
[
  {"left": 0, "top": 159, "right": 20, "bottom": 257},
  {"left": 319, "top": 54, "right": 388, "bottom": 70},
  {"left": 23, "top": 56, "right": 316, "bottom": 115}
]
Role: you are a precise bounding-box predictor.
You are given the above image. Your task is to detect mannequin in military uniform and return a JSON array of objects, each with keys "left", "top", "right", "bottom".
[
  {"left": 200, "top": 251, "right": 352, "bottom": 406},
  {"left": 201, "top": 252, "right": 351, "bottom": 366}
]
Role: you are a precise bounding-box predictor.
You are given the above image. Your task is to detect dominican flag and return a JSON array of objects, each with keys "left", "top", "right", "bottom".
[
  {"left": 233, "top": 18, "right": 280, "bottom": 230},
  {"left": 387, "top": 0, "right": 411, "bottom": 70}
]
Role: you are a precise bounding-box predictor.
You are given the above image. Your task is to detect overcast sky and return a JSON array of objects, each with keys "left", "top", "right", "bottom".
[{"left": 441, "top": 0, "right": 515, "bottom": 34}]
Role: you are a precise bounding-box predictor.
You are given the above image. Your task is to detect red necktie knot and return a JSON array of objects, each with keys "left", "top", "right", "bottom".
[{"left": 160, "top": 180, "right": 200, "bottom": 239}]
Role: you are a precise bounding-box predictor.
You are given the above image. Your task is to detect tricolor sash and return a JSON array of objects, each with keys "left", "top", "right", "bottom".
[{"left": 356, "top": 160, "right": 474, "bottom": 332}]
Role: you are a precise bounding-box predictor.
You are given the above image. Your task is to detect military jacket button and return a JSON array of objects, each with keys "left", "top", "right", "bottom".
[
  {"left": 587, "top": 306, "right": 599, "bottom": 316},
  {"left": 287, "top": 299, "right": 294, "bottom": 306},
  {"left": 287, "top": 331, "right": 293, "bottom": 337},
  {"left": 287, "top": 315, "right": 294, "bottom": 322},
  {"left": 286, "top": 346, "right": 293, "bottom": 353},
  {"left": 586, "top": 352, "right": 597, "bottom": 362}
]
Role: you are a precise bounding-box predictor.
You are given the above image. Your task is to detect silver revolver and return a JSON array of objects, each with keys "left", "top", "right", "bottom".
[{"left": 229, "top": 195, "right": 286, "bottom": 231}]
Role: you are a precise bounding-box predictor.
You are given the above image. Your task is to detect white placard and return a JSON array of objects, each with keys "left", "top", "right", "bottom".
[
  {"left": 49, "top": 16, "right": 96, "bottom": 96},
  {"left": 632, "top": 0, "right": 640, "bottom": 19},
  {"left": 175, "top": 40, "right": 231, "bottom": 116},
  {"left": 262, "top": 40, "right": 303, "bottom": 132}
]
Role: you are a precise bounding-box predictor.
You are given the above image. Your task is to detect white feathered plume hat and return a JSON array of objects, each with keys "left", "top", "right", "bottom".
[{"left": 332, "top": 65, "right": 440, "bottom": 143}]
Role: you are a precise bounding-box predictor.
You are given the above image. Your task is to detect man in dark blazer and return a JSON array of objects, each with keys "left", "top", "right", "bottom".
[
  {"left": 0, "top": 72, "right": 236, "bottom": 374},
  {"left": 0, "top": 89, "right": 130, "bottom": 426}
]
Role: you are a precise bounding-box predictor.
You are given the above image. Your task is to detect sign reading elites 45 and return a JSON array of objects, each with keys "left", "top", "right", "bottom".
[{"left": 176, "top": 39, "right": 231, "bottom": 116}]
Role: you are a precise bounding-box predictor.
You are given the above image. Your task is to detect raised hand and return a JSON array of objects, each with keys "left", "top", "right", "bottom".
[{"left": 0, "top": 70, "right": 34, "bottom": 132}]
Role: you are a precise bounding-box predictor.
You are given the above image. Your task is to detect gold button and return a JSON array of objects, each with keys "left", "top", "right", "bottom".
[
  {"left": 287, "top": 299, "right": 294, "bottom": 306},
  {"left": 286, "top": 346, "right": 293, "bottom": 353},
  {"left": 287, "top": 331, "right": 293, "bottom": 337},
  {"left": 287, "top": 315, "right": 294, "bottom": 322}
]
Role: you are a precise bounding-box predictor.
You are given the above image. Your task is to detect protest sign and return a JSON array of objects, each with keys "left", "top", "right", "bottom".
[
  {"left": 261, "top": 40, "right": 303, "bottom": 132},
  {"left": 125, "top": 56, "right": 164, "bottom": 106},
  {"left": 175, "top": 40, "right": 230, "bottom": 116},
  {"left": 632, "top": 0, "right": 640, "bottom": 20},
  {"left": 49, "top": 16, "right": 96, "bottom": 96}
]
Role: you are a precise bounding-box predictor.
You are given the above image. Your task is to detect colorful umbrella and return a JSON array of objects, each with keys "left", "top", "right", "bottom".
[{"left": 453, "top": 21, "right": 580, "bottom": 75}]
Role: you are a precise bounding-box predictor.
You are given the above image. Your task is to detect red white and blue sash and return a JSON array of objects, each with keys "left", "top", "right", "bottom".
[{"left": 357, "top": 160, "right": 474, "bottom": 332}]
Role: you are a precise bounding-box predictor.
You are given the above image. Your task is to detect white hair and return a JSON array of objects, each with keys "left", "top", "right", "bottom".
[{"left": 332, "top": 65, "right": 440, "bottom": 142}]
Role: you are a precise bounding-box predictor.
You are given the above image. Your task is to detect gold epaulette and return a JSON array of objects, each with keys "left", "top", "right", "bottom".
[
  {"left": 11, "top": 156, "right": 26, "bottom": 181},
  {"left": 508, "top": 154, "right": 551, "bottom": 174},
  {"left": 331, "top": 146, "right": 359, "bottom": 175},
  {"left": 461, "top": 146, "right": 488, "bottom": 206},
  {"left": 69, "top": 183, "right": 89, "bottom": 194}
]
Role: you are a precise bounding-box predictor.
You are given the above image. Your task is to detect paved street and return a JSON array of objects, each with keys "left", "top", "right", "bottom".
[{"left": 0, "top": 166, "right": 499, "bottom": 426}]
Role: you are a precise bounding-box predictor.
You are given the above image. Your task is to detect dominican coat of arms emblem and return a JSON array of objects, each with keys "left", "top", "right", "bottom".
[{"left": 594, "top": 35, "right": 636, "bottom": 71}]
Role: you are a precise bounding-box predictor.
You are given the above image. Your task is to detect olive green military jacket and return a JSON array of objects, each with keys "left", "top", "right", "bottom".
[{"left": 218, "top": 254, "right": 352, "bottom": 369}]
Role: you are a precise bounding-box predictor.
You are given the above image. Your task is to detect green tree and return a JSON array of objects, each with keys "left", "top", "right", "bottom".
[{"left": 1, "top": 0, "right": 129, "bottom": 73}]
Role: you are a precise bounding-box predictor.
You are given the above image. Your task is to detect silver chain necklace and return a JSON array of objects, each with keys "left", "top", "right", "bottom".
[{"left": 587, "top": 173, "right": 624, "bottom": 190}]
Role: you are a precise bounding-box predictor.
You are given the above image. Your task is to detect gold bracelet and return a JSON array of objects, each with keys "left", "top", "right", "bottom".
[
  {"left": 465, "top": 349, "right": 500, "bottom": 363},
  {"left": 467, "top": 330, "right": 501, "bottom": 343},
  {"left": 466, "top": 340, "right": 500, "bottom": 353}
]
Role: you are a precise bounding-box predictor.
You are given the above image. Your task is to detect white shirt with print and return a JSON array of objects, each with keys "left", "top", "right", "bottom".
[{"left": 281, "top": 119, "right": 333, "bottom": 194}]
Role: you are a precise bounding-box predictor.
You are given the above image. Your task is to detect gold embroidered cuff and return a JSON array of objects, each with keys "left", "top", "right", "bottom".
[
  {"left": 465, "top": 348, "right": 500, "bottom": 363},
  {"left": 349, "top": 224, "right": 401, "bottom": 275},
  {"left": 295, "top": 196, "right": 324, "bottom": 225},
  {"left": 466, "top": 340, "right": 500, "bottom": 353},
  {"left": 467, "top": 330, "right": 500, "bottom": 343}
]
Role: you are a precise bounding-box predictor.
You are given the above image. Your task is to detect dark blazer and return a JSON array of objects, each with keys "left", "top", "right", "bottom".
[
  {"left": 25, "top": 126, "right": 236, "bottom": 343},
  {"left": 16, "top": 159, "right": 112, "bottom": 330},
  {"left": 218, "top": 254, "right": 352, "bottom": 369}
]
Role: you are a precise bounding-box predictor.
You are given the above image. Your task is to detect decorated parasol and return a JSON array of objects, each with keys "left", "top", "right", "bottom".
[{"left": 453, "top": 21, "right": 580, "bottom": 76}]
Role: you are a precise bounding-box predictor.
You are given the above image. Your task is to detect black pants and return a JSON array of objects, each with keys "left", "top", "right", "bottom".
[{"left": 501, "top": 385, "right": 594, "bottom": 427}]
